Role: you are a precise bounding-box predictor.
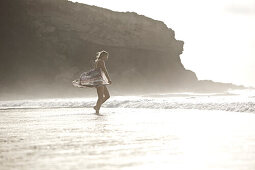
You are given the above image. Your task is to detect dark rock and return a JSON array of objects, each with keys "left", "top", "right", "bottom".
[{"left": 0, "top": 0, "right": 240, "bottom": 99}]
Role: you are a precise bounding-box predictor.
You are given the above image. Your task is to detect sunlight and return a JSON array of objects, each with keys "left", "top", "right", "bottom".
[{"left": 70, "top": 0, "right": 255, "bottom": 87}]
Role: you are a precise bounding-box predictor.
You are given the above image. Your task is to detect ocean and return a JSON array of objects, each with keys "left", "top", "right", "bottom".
[{"left": 1, "top": 89, "right": 255, "bottom": 170}]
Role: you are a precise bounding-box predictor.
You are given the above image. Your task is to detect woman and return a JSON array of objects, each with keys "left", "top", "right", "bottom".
[{"left": 93, "top": 50, "right": 112, "bottom": 114}]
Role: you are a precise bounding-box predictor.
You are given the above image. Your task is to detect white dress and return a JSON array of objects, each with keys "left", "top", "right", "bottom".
[{"left": 72, "top": 63, "right": 109, "bottom": 88}]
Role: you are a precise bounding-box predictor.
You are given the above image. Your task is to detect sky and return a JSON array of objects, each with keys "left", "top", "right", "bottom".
[{"left": 70, "top": 0, "right": 255, "bottom": 87}]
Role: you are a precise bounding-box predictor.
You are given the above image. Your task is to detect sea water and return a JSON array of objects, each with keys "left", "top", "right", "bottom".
[
  {"left": 1, "top": 89, "right": 255, "bottom": 113},
  {"left": 1, "top": 90, "right": 255, "bottom": 170}
]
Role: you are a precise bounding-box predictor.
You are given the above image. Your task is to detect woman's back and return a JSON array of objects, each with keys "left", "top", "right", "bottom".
[{"left": 94, "top": 59, "right": 104, "bottom": 69}]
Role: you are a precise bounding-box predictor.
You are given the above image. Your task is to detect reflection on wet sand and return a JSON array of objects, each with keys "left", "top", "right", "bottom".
[{"left": 1, "top": 108, "right": 255, "bottom": 170}]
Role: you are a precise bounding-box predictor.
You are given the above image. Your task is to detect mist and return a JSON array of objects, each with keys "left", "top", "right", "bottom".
[
  {"left": 0, "top": 0, "right": 246, "bottom": 100},
  {"left": 72, "top": 0, "right": 255, "bottom": 87},
  {"left": 1, "top": 1, "right": 255, "bottom": 169}
]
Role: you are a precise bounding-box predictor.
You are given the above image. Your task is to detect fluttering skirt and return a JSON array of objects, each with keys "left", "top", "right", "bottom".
[{"left": 72, "top": 68, "right": 109, "bottom": 88}]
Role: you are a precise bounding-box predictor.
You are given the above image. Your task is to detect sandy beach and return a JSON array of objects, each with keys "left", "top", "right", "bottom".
[
  {"left": 1, "top": 108, "right": 255, "bottom": 170},
  {"left": 1, "top": 0, "right": 255, "bottom": 169}
]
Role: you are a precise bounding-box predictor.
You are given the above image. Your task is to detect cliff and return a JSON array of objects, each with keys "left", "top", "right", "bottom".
[{"left": 0, "top": 0, "right": 199, "bottom": 99}]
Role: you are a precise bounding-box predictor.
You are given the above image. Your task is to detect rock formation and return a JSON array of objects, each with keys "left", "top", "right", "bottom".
[{"left": 3, "top": 0, "right": 237, "bottom": 99}]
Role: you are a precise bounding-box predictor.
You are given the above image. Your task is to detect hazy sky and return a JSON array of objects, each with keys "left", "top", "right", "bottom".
[{"left": 70, "top": 0, "right": 255, "bottom": 87}]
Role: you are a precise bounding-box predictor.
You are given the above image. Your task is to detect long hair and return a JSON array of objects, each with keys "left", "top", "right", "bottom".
[{"left": 95, "top": 50, "right": 108, "bottom": 62}]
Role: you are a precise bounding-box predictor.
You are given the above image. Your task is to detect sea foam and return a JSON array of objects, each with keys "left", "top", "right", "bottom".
[{"left": 0, "top": 90, "right": 255, "bottom": 113}]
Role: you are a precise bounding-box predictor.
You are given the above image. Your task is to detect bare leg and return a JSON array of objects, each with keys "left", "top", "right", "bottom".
[
  {"left": 101, "top": 86, "right": 110, "bottom": 104},
  {"left": 94, "top": 86, "right": 104, "bottom": 113}
]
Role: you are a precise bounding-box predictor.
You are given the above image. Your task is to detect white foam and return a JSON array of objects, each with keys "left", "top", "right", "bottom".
[{"left": 0, "top": 92, "right": 255, "bottom": 113}]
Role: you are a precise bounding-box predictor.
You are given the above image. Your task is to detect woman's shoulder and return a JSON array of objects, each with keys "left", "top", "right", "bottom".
[
  {"left": 97, "top": 59, "right": 104, "bottom": 64},
  {"left": 95, "top": 59, "right": 104, "bottom": 67}
]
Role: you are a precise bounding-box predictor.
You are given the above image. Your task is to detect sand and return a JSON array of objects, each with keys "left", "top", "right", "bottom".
[{"left": 1, "top": 108, "right": 255, "bottom": 170}]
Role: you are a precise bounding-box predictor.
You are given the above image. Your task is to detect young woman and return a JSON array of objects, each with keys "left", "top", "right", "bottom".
[{"left": 93, "top": 51, "right": 112, "bottom": 114}]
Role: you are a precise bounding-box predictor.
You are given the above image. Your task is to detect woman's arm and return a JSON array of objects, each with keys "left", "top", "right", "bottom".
[{"left": 98, "top": 60, "right": 111, "bottom": 82}]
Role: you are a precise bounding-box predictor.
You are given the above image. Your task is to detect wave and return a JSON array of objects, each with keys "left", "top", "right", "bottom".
[{"left": 0, "top": 95, "right": 255, "bottom": 113}]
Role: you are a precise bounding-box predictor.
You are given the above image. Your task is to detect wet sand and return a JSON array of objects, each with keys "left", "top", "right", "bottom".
[{"left": 1, "top": 108, "right": 255, "bottom": 170}]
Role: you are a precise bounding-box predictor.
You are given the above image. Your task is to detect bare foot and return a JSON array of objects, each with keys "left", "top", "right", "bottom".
[{"left": 93, "top": 106, "right": 99, "bottom": 114}]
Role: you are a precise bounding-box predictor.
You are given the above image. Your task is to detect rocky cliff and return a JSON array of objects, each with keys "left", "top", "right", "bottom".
[{"left": 0, "top": 0, "right": 199, "bottom": 99}]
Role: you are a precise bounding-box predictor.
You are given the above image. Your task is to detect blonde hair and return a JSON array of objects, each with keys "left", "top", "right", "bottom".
[{"left": 95, "top": 50, "right": 108, "bottom": 62}]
